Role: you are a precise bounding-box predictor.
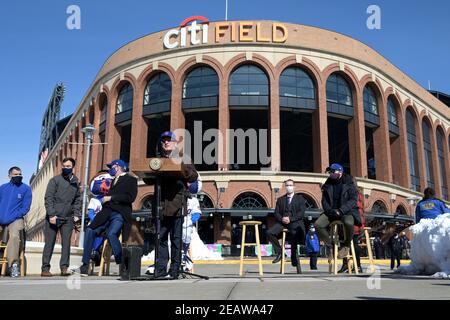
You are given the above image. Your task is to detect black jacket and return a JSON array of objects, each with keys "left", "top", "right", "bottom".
[
  {"left": 44, "top": 174, "right": 81, "bottom": 219},
  {"left": 274, "top": 193, "right": 306, "bottom": 224},
  {"left": 321, "top": 173, "right": 361, "bottom": 226},
  {"left": 89, "top": 173, "right": 138, "bottom": 241}
]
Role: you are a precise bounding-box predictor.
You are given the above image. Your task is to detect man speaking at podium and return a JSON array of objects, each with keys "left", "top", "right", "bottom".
[{"left": 155, "top": 131, "right": 198, "bottom": 279}]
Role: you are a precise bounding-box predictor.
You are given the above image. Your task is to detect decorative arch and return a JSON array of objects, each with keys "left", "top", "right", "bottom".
[
  {"left": 371, "top": 200, "right": 389, "bottom": 214},
  {"left": 231, "top": 191, "right": 269, "bottom": 209},
  {"left": 224, "top": 53, "right": 275, "bottom": 82}
]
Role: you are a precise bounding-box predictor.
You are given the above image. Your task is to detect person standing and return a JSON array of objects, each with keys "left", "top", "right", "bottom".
[
  {"left": 79, "top": 159, "right": 138, "bottom": 275},
  {"left": 388, "top": 232, "right": 403, "bottom": 270},
  {"left": 305, "top": 226, "right": 319, "bottom": 270},
  {"left": 0, "top": 167, "right": 32, "bottom": 277},
  {"left": 41, "top": 158, "right": 81, "bottom": 277},
  {"left": 267, "top": 179, "right": 306, "bottom": 268},
  {"left": 154, "top": 131, "right": 198, "bottom": 279},
  {"left": 314, "top": 163, "right": 361, "bottom": 259}
]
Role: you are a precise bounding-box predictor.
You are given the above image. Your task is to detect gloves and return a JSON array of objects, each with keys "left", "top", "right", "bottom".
[{"left": 191, "top": 212, "right": 201, "bottom": 224}]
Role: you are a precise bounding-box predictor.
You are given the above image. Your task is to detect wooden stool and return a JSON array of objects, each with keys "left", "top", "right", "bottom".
[
  {"left": 239, "top": 221, "right": 263, "bottom": 276},
  {"left": 363, "top": 227, "right": 376, "bottom": 273},
  {"left": 0, "top": 230, "right": 26, "bottom": 277},
  {"left": 280, "top": 228, "right": 302, "bottom": 274},
  {"left": 98, "top": 234, "right": 122, "bottom": 276},
  {"left": 329, "top": 221, "right": 359, "bottom": 275}
]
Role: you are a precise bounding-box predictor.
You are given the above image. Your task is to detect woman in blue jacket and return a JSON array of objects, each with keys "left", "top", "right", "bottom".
[{"left": 305, "top": 226, "right": 320, "bottom": 270}]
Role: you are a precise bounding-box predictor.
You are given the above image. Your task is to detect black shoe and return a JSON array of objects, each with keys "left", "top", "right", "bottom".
[
  {"left": 291, "top": 258, "right": 298, "bottom": 267},
  {"left": 79, "top": 264, "right": 89, "bottom": 277},
  {"left": 338, "top": 265, "right": 348, "bottom": 273},
  {"left": 311, "top": 267, "right": 318, "bottom": 270},
  {"left": 91, "top": 251, "right": 101, "bottom": 267},
  {"left": 272, "top": 254, "right": 282, "bottom": 264}
]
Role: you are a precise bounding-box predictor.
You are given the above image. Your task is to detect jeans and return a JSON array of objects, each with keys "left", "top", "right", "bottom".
[{"left": 82, "top": 212, "right": 124, "bottom": 265}]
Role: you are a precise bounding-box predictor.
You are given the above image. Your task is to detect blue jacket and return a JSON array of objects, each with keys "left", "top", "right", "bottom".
[
  {"left": 0, "top": 181, "right": 32, "bottom": 225},
  {"left": 305, "top": 232, "right": 320, "bottom": 254},
  {"left": 415, "top": 198, "right": 450, "bottom": 223}
]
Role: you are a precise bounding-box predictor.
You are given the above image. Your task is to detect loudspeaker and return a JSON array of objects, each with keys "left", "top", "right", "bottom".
[{"left": 120, "top": 245, "right": 143, "bottom": 280}]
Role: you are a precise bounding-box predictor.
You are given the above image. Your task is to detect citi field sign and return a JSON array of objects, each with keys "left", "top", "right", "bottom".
[{"left": 163, "top": 16, "right": 289, "bottom": 49}]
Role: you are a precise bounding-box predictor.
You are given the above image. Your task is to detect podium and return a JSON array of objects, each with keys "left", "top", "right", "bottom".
[{"left": 132, "top": 157, "right": 208, "bottom": 280}]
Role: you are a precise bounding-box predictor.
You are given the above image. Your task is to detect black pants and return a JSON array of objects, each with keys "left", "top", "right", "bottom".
[
  {"left": 390, "top": 249, "right": 401, "bottom": 269},
  {"left": 309, "top": 252, "right": 318, "bottom": 269},
  {"left": 156, "top": 216, "right": 183, "bottom": 276},
  {"left": 267, "top": 221, "right": 305, "bottom": 263},
  {"left": 41, "top": 218, "right": 73, "bottom": 272}
]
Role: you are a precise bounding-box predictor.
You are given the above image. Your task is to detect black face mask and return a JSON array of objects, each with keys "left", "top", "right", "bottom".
[
  {"left": 11, "top": 176, "right": 23, "bottom": 185},
  {"left": 62, "top": 168, "right": 73, "bottom": 176}
]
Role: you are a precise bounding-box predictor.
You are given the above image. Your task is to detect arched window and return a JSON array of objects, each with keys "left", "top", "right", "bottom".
[
  {"left": 437, "top": 129, "right": 448, "bottom": 200},
  {"left": 232, "top": 192, "right": 268, "bottom": 209},
  {"left": 326, "top": 73, "right": 353, "bottom": 108},
  {"left": 387, "top": 98, "right": 398, "bottom": 126},
  {"left": 229, "top": 64, "right": 269, "bottom": 107},
  {"left": 183, "top": 66, "right": 219, "bottom": 103},
  {"left": 116, "top": 83, "right": 134, "bottom": 114},
  {"left": 395, "top": 205, "right": 408, "bottom": 216},
  {"left": 296, "top": 193, "right": 318, "bottom": 209},
  {"left": 143, "top": 72, "right": 171, "bottom": 114},
  {"left": 279, "top": 67, "right": 316, "bottom": 110},
  {"left": 363, "top": 85, "right": 379, "bottom": 116},
  {"left": 100, "top": 97, "right": 107, "bottom": 125},
  {"left": 406, "top": 109, "right": 420, "bottom": 191},
  {"left": 141, "top": 196, "right": 153, "bottom": 211},
  {"left": 198, "top": 194, "right": 214, "bottom": 209},
  {"left": 372, "top": 200, "right": 388, "bottom": 214},
  {"left": 422, "top": 120, "right": 434, "bottom": 189}
]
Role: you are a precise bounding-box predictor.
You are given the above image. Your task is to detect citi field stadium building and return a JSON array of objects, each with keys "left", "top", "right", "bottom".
[{"left": 28, "top": 18, "right": 450, "bottom": 250}]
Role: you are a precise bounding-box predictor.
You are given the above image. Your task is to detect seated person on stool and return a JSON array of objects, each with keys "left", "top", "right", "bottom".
[
  {"left": 314, "top": 163, "right": 361, "bottom": 259},
  {"left": 79, "top": 159, "right": 138, "bottom": 276},
  {"left": 267, "top": 179, "right": 306, "bottom": 267},
  {"left": 0, "top": 166, "right": 32, "bottom": 277},
  {"left": 86, "top": 171, "right": 113, "bottom": 266},
  {"left": 340, "top": 184, "right": 365, "bottom": 273}
]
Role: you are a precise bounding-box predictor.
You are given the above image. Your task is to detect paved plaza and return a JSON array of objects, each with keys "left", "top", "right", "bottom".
[{"left": 1, "top": 260, "right": 449, "bottom": 300}]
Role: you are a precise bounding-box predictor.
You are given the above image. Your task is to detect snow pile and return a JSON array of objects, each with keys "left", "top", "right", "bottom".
[
  {"left": 190, "top": 227, "right": 223, "bottom": 260},
  {"left": 398, "top": 213, "right": 450, "bottom": 278},
  {"left": 141, "top": 227, "right": 223, "bottom": 262}
]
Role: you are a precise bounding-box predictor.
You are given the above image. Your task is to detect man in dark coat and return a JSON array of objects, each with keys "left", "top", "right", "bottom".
[
  {"left": 154, "top": 131, "right": 198, "bottom": 279},
  {"left": 314, "top": 163, "right": 360, "bottom": 259},
  {"left": 79, "top": 159, "right": 137, "bottom": 275},
  {"left": 41, "top": 157, "right": 81, "bottom": 277},
  {"left": 267, "top": 179, "right": 306, "bottom": 268}
]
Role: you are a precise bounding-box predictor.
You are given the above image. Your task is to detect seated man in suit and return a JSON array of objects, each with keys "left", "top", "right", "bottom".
[
  {"left": 267, "top": 179, "right": 307, "bottom": 267},
  {"left": 79, "top": 159, "right": 138, "bottom": 276}
]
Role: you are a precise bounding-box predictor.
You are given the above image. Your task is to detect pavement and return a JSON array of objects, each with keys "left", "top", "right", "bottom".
[{"left": 1, "top": 259, "right": 449, "bottom": 300}]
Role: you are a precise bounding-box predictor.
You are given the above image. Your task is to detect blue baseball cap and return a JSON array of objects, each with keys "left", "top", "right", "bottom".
[
  {"left": 326, "top": 163, "right": 344, "bottom": 173},
  {"left": 106, "top": 159, "right": 128, "bottom": 170},
  {"left": 160, "top": 131, "right": 176, "bottom": 141}
]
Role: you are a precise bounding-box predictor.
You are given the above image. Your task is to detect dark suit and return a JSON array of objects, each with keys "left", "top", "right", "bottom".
[
  {"left": 89, "top": 173, "right": 138, "bottom": 242},
  {"left": 267, "top": 193, "right": 306, "bottom": 264}
]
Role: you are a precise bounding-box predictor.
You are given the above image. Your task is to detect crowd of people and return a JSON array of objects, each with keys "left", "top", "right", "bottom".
[{"left": 0, "top": 130, "right": 449, "bottom": 278}]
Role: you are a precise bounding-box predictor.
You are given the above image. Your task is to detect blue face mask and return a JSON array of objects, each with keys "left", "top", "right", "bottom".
[
  {"left": 108, "top": 168, "right": 117, "bottom": 177},
  {"left": 62, "top": 168, "right": 73, "bottom": 176}
]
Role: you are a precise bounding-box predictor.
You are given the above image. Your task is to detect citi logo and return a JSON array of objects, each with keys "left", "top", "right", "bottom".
[{"left": 163, "top": 16, "right": 209, "bottom": 49}]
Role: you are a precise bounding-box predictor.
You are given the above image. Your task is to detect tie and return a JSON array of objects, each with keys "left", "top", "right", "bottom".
[{"left": 113, "top": 176, "right": 119, "bottom": 186}]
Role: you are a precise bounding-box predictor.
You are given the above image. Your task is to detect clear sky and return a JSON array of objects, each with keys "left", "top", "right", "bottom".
[{"left": 0, "top": 0, "right": 449, "bottom": 184}]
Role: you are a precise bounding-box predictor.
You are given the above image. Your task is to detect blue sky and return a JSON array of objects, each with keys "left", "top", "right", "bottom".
[{"left": 0, "top": 0, "right": 449, "bottom": 184}]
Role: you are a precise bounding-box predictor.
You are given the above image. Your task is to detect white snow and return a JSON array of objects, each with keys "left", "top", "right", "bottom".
[{"left": 398, "top": 213, "right": 450, "bottom": 278}]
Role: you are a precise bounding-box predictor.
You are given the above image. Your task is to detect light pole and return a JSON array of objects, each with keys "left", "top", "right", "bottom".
[{"left": 79, "top": 124, "right": 96, "bottom": 246}]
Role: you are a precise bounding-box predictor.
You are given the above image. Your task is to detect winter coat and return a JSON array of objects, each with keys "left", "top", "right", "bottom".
[{"left": 44, "top": 174, "right": 81, "bottom": 219}]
